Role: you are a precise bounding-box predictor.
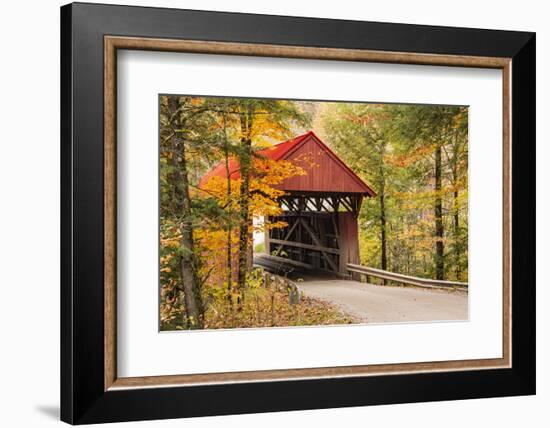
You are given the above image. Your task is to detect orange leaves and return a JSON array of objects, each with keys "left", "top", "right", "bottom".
[
  {"left": 253, "top": 156, "right": 306, "bottom": 186},
  {"left": 193, "top": 153, "right": 308, "bottom": 301},
  {"left": 199, "top": 155, "right": 306, "bottom": 222}
]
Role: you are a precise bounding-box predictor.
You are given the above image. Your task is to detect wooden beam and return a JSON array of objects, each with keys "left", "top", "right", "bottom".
[
  {"left": 269, "top": 238, "right": 341, "bottom": 255},
  {"left": 277, "top": 211, "right": 331, "bottom": 218},
  {"left": 273, "top": 217, "right": 300, "bottom": 255},
  {"left": 331, "top": 213, "right": 339, "bottom": 240},
  {"left": 282, "top": 197, "right": 298, "bottom": 211},
  {"left": 315, "top": 197, "right": 323, "bottom": 211},
  {"left": 299, "top": 218, "right": 339, "bottom": 272},
  {"left": 339, "top": 196, "right": 354, "bottom": 212},
  {"left": 330, "top": 197, "right": 339, "bottom": 212},
  {"left": 260, "top": 253, "right": 314, "bottom": 269},
  {"left": 322, "top": 199, "right": 333, "bottom": 211}
]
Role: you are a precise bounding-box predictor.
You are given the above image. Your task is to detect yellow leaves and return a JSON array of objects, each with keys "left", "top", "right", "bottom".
[
  {"left": 160, "top": 254, "right": 173, "bottom": 264},
  {"left": 254, "top": 157, "right": 306, "bottom": 185},
  {"left": 200, "top": 156, "right": 305, "bottom": 220},
  {"left": 160, "top": 222, "right": 182, "bottom": 249},
  {"left": 200, "top": 175, "right": 235, "bottom": 203},
  {"left": 161, "top": 237, "right": 181, "bottom": 249},
  {"left": 195, "top": 228, "right": 236, "bottom": 252},
  {"left": 392, "top": 182, "right": 466, "bottom": 204},
  {"left": 192, "top": 154, "right": 307, "bottom": 298},
  {"left": 250, "top": 194, "right": 283, "bottom": 219},
  {"left": 247, "top": 102, "right": 301, "bottom": 142},
  {"left": 385, "top": 143, "right": 436, "bottom": 168},
  {"left": 250, "top": 119, "right": 287, "bottom": 142},
  {"left": 265, "top": 221, "right": 288, "bottom": 230}
]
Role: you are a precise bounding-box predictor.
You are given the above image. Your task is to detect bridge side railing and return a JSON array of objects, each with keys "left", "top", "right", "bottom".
[{"left": 346, "top": 263, "right": 468, "bottom": 290}]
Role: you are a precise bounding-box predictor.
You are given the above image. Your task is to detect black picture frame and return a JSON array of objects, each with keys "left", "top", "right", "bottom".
[{"left": 61, "top": 2, "right": 535, "bottom": 424}]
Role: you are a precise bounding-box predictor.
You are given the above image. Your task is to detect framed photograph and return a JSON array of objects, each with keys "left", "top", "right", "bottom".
[{"left": 60, "top": 2, "right": 535, "bottom": 424}]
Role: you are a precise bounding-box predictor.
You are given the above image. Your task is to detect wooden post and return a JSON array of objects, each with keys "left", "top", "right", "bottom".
[
  {"left": 264, "top": 217, "right": 271, "bottom": 255},
  {"left": 338, "top": 212, "right": 360, "bottom": 277},
  {"left": 288, "top": 281, "right": 300, "bottom": 305}
]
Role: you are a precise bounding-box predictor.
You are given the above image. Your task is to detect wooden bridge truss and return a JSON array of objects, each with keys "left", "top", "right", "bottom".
[
  {"left": 262, "top": 192, "right": 362, "bottom": 275},
  {"left": 278, "top": 192, "right": 363, "bottom": 217}
]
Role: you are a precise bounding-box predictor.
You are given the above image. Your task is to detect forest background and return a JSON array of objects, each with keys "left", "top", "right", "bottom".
[{"left": 159, "top": 95, "right": 468, "bottom": 330}]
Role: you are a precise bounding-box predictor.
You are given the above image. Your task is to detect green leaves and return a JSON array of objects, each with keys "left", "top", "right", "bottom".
[{"left": 322, "top": 103, "right": 468, "bottom": 281}]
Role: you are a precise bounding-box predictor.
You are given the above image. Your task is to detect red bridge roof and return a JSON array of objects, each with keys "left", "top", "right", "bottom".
[{"left": 199, "top": 131, "right": 376, "bottom": 196}]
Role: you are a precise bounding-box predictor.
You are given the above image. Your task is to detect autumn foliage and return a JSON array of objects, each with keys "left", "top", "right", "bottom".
[
  {"left": 159, "top": 95, "right": 357, "bottom": 330},
  {"left": 159, "top": 96, "right": 468, "bottom": 331}
]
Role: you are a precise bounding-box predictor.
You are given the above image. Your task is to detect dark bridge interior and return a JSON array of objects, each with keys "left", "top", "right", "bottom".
[{"left": 262, "top": 192, "right": 364, "bottom": 275}]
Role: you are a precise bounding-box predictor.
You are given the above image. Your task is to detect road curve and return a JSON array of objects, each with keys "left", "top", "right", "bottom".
[{"left": 296, "top": 278, "right": 468, "bottom": 324}]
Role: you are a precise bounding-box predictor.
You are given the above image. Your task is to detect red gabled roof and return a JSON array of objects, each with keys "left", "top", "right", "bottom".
[
  {"left": 199, "top": 158, "right": 241, "bottom": 184},
  {"left": 199, "top": 131, "right": 376, "bottom": 196},
  {"left": 199, "top": 132, "right": 310, "bottom": 185},
  {"left": 256, "top": 132, "right": 311, "bottom": 161}
]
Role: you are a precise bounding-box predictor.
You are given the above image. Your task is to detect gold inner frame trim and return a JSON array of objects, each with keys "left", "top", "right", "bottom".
[{"left": 104, "top": 35, "right": 512, "bottom": 391}]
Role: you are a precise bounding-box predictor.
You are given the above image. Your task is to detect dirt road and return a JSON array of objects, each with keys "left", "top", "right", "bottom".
[{"left": 296, "top": 279, "right": 468, "bottom": 324}]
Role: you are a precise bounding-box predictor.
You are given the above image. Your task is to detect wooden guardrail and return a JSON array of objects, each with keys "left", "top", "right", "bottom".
[{"left": 346, "top": 263, "right": 468, "bottom": 290}]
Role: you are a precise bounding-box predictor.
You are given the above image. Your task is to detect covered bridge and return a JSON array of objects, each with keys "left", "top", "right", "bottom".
[{"left": 201, "top": 131, "right": 376, "bottom": 276}]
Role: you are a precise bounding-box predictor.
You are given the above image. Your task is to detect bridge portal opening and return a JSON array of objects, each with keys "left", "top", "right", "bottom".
[{"left": 256, "top": 191, "right": 365, "bottom": 275}]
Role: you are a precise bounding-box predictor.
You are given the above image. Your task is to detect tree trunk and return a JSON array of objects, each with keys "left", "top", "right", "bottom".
[
  {"left": 226, "top": 223, "right": 233, "bottom": 304},
  {"left": 178, "top": 140, "right": 203, "bottom": 328},
  {"left": 380, "top": 191, "right": 388, "bottom": 272},
  {"left": 434, "top": 144, "right": 445, "bottom": 280},
  {"left": 237, "top": 107, "right": 254, "bottom": 292},
  {"left": 452, "top": 160, "right": 460, "bottom": 281},
  {"left": 378, "top": 149, "right": 388, "bottom": 285},
  {"left": 167, "top": 97, "right": 203, "bottom": 328},
  {"left": 222, "top": 116, "right": 233, "bottom": 305},
  {"left": 451, "top": 134, "right": 461, "bottom": 281},
  {"left": 237, "top": 139, "right": 251, "bottom": 291},
  {"left": 453, "top": 187, "right": 460, "bottom": 280}
]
